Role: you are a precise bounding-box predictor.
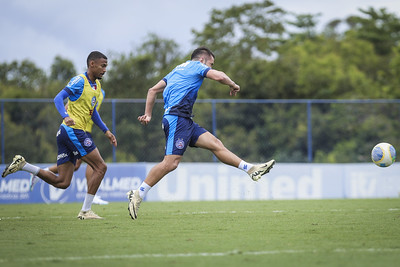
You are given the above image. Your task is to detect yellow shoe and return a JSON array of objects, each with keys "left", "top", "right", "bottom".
[{"left": 2, "top": 155, "right": 26, "bottom": 178}]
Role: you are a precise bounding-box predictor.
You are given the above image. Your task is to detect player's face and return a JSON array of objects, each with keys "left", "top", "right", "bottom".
[
  {"left": 91, "top": 58, "right": 108, "bottom": 80},
  {"left": 203, "top": 56, "right": 214, "bottom": 68}
]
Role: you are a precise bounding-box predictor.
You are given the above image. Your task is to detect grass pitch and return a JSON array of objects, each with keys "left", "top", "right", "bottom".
[{"left": 0, "top": 199, "right": 399, "bottom": 267}]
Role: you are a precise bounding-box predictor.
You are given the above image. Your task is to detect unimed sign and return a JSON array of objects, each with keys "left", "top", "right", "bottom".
[{"left": 0, "top": 163, "right": 399, "bottom": 204}]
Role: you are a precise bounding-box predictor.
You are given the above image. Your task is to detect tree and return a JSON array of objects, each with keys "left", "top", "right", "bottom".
[
  {"left": 103, "top": 34, "right": 183, "bottom": 98},
  {"left": 50, "top": 56, "right": 76, "bottom": 83},
  {"left": 0, "top": 60, "right": 47, "bottom": 97},
  {"left": 345, "top": 8, "right": 400, "bottom": 56}
]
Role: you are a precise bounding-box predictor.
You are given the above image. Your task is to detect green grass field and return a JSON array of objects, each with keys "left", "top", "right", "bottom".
[{"left": 1, "top": 199, "right": 399, "bottom": 267}]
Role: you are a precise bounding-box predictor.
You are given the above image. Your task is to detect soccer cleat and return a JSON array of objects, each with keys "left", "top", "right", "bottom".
[
  {"left": 93, "top": 195, "right": 109, "bottom": 205},
  {"left": 2, "top": 155, "right": 26, "bottom": 178},
  {"left": 127, "top": 189, "right": 142, "bottom": 220},
  {"left": 77, "top": 210, "right": 103, "bottom": 220},
  {"left": 29, "top": 174, "right": 40, "bottom": 191},
  {"left": 247, "top": 159, "right": 276, "bottom": 181}
]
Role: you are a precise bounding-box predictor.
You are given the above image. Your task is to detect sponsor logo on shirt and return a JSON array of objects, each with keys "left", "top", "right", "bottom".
[{"left": 67, "top": 76, "right": 82, "bottom": 87}]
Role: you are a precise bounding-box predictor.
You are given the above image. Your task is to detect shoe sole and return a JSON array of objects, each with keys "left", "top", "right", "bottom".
[
  {"left": 252, "top": 160, "right": 276, "bottom": 181},
  {"left": 262, "top": 159, "right": 276, "bottom": 174},
  {"left": 127, "top": 191, "right": 138, "bottom": 220},
  {"left": 77, "top": 216, "right": 103, "bottom": 220}
]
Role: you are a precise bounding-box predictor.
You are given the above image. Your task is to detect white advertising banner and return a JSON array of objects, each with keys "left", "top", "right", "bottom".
[
  {"left": 0, "top": 162, "right": 399, "bottom": 203},
  {"left": 145, "top": 163, "right": 400, "bottom": 201}
]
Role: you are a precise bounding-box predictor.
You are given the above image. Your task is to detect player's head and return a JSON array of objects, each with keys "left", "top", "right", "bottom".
[
  {"left": 87, "top": 51, "right": 108, "bottom": 80},
  {"left": 191, "top": 47, "right": 215, "bottom": 68}
]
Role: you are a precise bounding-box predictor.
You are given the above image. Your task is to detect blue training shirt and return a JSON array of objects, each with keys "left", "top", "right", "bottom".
[
  {"left": 163, "top": 60, "right": 210, "bottom": 118},
  {"left": 64, "top": 72, "right": 98, "bottom": 100}
]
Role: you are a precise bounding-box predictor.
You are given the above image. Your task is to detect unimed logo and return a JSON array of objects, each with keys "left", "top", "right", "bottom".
[
  {"left": 40, "top": 179, "right": 75, "bottom": 204},
  {"left": 0, "top": 179, "right": 30, "bottom": 193}
]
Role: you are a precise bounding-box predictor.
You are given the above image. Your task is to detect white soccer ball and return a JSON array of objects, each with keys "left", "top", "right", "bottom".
[{"left": 371, "top": 142, "right": 396, "bottom": 167}]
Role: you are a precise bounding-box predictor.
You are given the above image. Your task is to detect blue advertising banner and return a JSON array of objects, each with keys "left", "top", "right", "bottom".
[
  {"left": 0, "top": 163, "right": 146, "bottom": 204},
  {"left": 1, "top": 162, "right": 399, "bottom": 204}
]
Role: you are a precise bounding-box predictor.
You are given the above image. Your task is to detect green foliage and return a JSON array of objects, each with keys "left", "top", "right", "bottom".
[
  {"left": 50, "top": 55, "right": 76, "bottom": 83},
  {"left": 103, "top": 34, "right": 184, "bottom": 98},
  {"left": 1, "top": 2, "right": 400, "bottom": 163}
]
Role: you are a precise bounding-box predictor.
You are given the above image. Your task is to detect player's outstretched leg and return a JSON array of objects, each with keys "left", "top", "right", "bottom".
[
  {"left": 247, "top": 159, "right": 276, "bottom": 181},
  {"left": 2, "top": 155, "right": 26, "bottom": 178},
  {"left": 127, "top": 189, "right": 143, "bottom": 220}
]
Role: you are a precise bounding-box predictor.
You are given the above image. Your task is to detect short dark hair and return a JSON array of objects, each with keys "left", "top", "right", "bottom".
[
  {"left": 191, "top": 47, "right": 215, "bottom": 60},
  {"left": 87, "top": 51, "right": 107, "bottom": 67}
]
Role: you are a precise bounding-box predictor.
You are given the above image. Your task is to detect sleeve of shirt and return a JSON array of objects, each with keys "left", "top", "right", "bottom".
[
  {"left": 91, "top": 106, "right": 109, "bottom": 133},
  {"left": 66, "top": 76, "right": 85, "bottom": 101},
  {"left": 196, "top": 63, "right": 211, "bottom": 77},
  {"left": 54, "top": 89, "right": 71, "bottom": 118}
]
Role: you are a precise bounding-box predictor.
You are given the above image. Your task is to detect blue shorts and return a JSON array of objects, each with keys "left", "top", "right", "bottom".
[
  {"left": 162, "top": 115, "right": 207, "bottom": 156},
  {"left": 56, "top": 124, "right": 96, "bottom": 165}
]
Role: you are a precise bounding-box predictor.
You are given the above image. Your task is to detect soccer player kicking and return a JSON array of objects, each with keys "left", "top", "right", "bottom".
[
  {"left": 128, "top": 47, "right": 275, "bottom": 220},
  {"left": 2, "top": 51, "right": 117, "bottom": 219}
]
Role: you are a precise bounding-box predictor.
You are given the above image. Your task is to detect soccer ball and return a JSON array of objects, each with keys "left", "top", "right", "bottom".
[{"left": 371, "top": 142, "right": 396, "bottom": 167}]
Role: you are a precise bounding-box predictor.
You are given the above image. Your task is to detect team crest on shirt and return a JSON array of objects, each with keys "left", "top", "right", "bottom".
[
  {"left": 91, "top": 96, "right": 97, "bottom": 107},
  {"left": 84, "top": 138, "right": 93, "bottom": 147},
  {"left": 175, "top": 138, "right": 185, "bottom": 149}
]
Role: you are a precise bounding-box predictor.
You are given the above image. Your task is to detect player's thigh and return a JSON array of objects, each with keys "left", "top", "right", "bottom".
[{"left": 194, "top": 131, "right": 222, "bottom": 150}]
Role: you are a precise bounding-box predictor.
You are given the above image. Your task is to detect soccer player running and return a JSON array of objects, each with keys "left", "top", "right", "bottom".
[
  {"left": 2, "top": 51, "right": 117, "bottom": 219},
  {"left": 127, "top": 47, "right": 275, "bottom": 220},
  {"left": 29, "top": 91, "right": 109, "bottom": 205}
]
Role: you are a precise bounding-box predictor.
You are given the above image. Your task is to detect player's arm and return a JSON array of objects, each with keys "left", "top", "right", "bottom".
[
  {"left": 54, "top": 89, "right": 75, "bottom": 126},
  {"left": 92, "top": 107, "right": 117, "bottom": 147},
  {"left": 206, "top": 69, "right": 240, "bottom": 96},
  {"left": 138, "top": 79, "right": 167, "bottom": 125}
]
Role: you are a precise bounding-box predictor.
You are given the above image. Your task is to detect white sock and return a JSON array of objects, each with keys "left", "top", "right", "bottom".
[
  {"left": 238, "top": 161, "right": 254, "bottom": 172},
  {"left": 21, "top": 162, "right": 40, "bottom": 175},
  {"left": 81, "top": 193, "right": 95, "bottom": 211},
  {"left": 138, "top": 182, "right": 151, "bottom": 199}
]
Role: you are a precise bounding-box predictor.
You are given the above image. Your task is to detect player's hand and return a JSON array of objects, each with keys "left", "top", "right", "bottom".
[
  {"left": 138, "top": 114, "right": 151, "bottom": 125},
  {"left": 105, "top": 130, "right": 117, "bottom": 147},
  {"left": 64, "top": 116, "right": 75, "bottom": 126},
  {"left": 229, "top": 83, "right": 240, "bottom": 96}
]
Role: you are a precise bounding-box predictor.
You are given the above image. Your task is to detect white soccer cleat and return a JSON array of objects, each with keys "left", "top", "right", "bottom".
[
  {"left": 77, "top": 210, "right": 103, "bottom": 220},
  {"left": 247, "top": 159, "right": 276, "bottom": 181},
  {"left": 127, "top": 189, "right": 142, "bottom": 220},
  {"left": 29, "top": 174, "right": 40, "bottom": 191},
  {"left": 2, "top": 155, "right": 26, "bottom": 178},
  {"left": 93, "top": 195, "right": 109, "bottom": 205}
]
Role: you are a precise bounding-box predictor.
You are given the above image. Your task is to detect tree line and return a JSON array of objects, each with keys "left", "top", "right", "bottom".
[{"left": 1, "top": 0, "right": 399, "bottom": 163}]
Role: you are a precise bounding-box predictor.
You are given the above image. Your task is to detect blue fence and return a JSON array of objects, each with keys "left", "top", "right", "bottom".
[{"left": 1, "top": 98, "right": 400, "bottom": 165}]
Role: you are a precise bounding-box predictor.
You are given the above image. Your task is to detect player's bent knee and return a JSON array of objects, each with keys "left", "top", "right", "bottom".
[
  {"left": 169, "top": 162, "right": 179, "bottom": 172},
  {"left": 94, "top": 162, "right": 107, "bottom": 176},
  {"left": 211, "top": 138, "right": 225, "bottom": 151}
]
